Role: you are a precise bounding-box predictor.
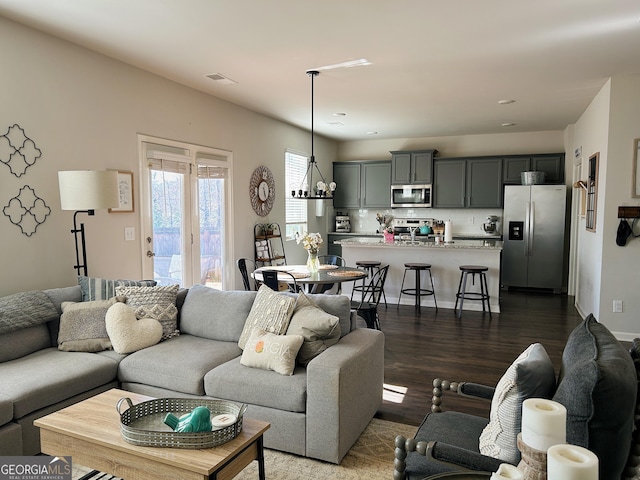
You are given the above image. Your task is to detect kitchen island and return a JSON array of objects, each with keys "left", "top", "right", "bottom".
[{"left": 339, "top": 237, "right": 502, "bottom": 314}]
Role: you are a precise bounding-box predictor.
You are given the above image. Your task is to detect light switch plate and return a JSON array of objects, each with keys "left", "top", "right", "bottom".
[
  {"left": 613, "top": 300, "right": 623, "bottom": 313},
  {"left": 124, "top": 227, "right": 135, "bottom": 241}
]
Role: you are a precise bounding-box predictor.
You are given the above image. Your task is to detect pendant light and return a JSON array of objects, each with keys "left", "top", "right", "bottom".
[{"left": 290, "top": 70, "right": 336, "bottom": 200}]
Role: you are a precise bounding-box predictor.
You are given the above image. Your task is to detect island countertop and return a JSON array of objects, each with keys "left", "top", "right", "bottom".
[{"left": 337, "top": 237, "right": 503, "bottom": 250}]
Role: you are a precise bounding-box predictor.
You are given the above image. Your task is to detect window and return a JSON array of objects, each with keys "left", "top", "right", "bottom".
[{"left": 285, "top": 150, "right": 308, "bottom": 240}]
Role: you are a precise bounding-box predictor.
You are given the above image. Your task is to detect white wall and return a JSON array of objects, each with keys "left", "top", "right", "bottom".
[{"left": 0, "top": 17, "right": 336, "bottom": 295}]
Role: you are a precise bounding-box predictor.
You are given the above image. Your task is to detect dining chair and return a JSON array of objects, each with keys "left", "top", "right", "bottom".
[
  {"left": 351, "top": 264, "right": 388, "bottom": 329},
  {"left": 236, "top": 258, "right": 256, "bottom": 291},
  {"left": 314, "top": 255, "right": 346, "bottom": 294},
  {"left": 260, "top": 269, "right": 299, "bottom": 293}
]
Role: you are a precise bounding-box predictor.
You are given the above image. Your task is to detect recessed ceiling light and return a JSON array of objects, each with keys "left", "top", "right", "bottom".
[
  {"left": 333, "top": 112, "right": 347, "bottom": 117},
  {"left": 204, "top": 73, "right": 238, "bottom": 85},
  {"left": 498, "top": 99, "right": 516, "bottom": 105},
  {"left": 501, "top": 122, "right": 516, "bottom": 127},
  {"left": 367, "top": 131, "right": 378, "bottom": 135}
]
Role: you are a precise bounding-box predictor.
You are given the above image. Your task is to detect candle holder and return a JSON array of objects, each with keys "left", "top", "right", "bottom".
[{"left": 517, "top": 433, "right": 547, "bottom": 480}]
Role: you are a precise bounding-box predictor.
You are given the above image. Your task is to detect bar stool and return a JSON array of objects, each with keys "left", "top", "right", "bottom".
[
  {"left": 397, "top": 263, "right": 437, "bottom": 313},
  {"left": 352, "top": 260, "right": 387, "bottom": 306},
  {"left": 454, "top": 265, "right": 491, "bottom": 318}
]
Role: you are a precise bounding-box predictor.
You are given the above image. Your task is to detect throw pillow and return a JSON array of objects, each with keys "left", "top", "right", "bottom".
[
  {"left": 115, "top": 284, "right": 179, "bottom": 340},
  {"left": 552, "top": 314, "right": 636, "bottom": 479},
  {"left": 286, "top": 292, "right": 341, "bottom": 365},
  {"left": 105, "top": 302, "right": 163, "bottom": 354},
  {"left": 238, "top": 284, "right": 296, "bottom": 350},
  {"left": 478, "top": 343, "right": 556, "bottom": 464},
  {"left": 240, "top": 328, "right": 304, "bottom": 376},
  {"left": 78, "top": 276, "right": 157, "bottom": 301},
  {"left": 57, "top": 297, "right": 124, "bottom": 352}
]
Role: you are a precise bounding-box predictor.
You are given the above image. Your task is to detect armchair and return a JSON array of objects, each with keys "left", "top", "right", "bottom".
[{"left": 393, "top": 315, "right": 640, "bottom": 480}]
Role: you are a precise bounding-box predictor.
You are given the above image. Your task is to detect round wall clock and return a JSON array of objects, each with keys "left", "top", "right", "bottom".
[{"left": 249, "top": 165, "right": 276, "bottom": 216}]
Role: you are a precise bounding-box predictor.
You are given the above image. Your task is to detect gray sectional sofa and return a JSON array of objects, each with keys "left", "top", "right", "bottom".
[{"left": 0, "top": 283, "right": 385, "bottom": 464}]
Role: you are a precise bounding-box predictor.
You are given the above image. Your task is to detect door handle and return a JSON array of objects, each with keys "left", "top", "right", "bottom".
[{"left": 146, "top": 250, "right": 155, "bottom": 257}]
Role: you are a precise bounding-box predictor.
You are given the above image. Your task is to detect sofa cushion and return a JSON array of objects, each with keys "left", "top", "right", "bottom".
[
  {"left": 0, "top": 290, "right": 59, "bottom": 335},
  {"left": 0, "top": 394, "right": 13, "bottom": 426},
  {"left": 57, "top": 297, "right": 124, "bottom": 352},
  {"left": 116, "top": 284, "right": 179, "bottom": 340},
  {"left": 0, "top": 348, "right": 119, "bottom": 418},
  {"left": 105, "top": 303, "right": 163, "bottom": 354},
  {"left": 478, "top": 343, "right": 556, "bottom": 464},
  {"left": 240, "top": 328, "right": 304, "bottom": 376},
  {"left": 552, "top": 314, "right": 637, "bottom": 480},
  {"left": 118, "top": 334, "right": 241, "bottom": 395},
  {"left": 286, "top": 292, "right": 341, "bottom": 366},
  {"left": 238, "top": 285, "right": 296, "bottom": 350},
  {"left": 78, "top": 276, "right": 157, "bottom": 301},
  {"left": 0, "top": 324, "right": 51, "bottom": 363},
  {"left": 180, "top": 285, "right": 256, "bottom": 342},
  {"left": 204, "top": 357, "right": 307, "bottom": 413}
]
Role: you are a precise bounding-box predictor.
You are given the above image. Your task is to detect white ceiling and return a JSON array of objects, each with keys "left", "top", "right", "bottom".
[{"left": 2, "top": 0, "right": 640, "bottom": 141}]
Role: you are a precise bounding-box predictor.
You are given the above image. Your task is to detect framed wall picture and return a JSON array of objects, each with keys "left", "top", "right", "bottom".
[
  {"left": 109, "top": 170, "right": 135, "bottom": 213},
  {"left": 633, "top": 138, "right": 640, "bottom": 198}
]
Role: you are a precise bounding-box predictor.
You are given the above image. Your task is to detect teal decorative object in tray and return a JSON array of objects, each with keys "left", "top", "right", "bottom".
[
  {"left": 116, "top": 397, "right": 247, "bottom": 448},
  {"left": 163, "top": 406, "right": 213, "bottom": 433}
]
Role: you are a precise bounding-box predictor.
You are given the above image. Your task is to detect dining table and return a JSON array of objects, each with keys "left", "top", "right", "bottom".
[{"left": 252, "top": 264, "right": 367, "bottom": 293}]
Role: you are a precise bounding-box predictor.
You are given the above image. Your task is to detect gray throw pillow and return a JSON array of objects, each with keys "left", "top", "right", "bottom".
[
  {"left": 238, "top": 285, "right": 296, "bottom": 350},
  {"left": 286, "top": 292, "right": 341, "bottom": 366},
  {"left": 58, "top": 297, "right": 124, "bottom": 352},
  {"left": 552, "top": 314, "right": 636, "bottom": 479},
  {"left": 478, "top": 343, "right": 556, "bottom": 464}
]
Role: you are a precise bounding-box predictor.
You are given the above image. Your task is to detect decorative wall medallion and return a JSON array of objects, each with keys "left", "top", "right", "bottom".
[
  {"left": 3, "top": 185, "right": 51, "bottom": 236},
  {"left": 249, "top": 165, "right": 276, "bottom": 216},
  {"left": 0, "top": 124, "right": 42, "bottom": 177}
]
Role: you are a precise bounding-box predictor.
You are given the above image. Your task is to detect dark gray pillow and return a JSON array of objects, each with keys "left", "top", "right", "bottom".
[{"left": 553, "top": 314, "right": 636, "bottom": 480}]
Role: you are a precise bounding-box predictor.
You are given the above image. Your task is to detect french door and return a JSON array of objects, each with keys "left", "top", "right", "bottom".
[{"left": 139, "top": 136, "right": 233, "bottom": 289}]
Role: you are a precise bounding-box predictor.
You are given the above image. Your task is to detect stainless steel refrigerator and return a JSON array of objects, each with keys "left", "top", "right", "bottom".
[{"left": 501, "top": 185, "right": 566, "bottom": 292}]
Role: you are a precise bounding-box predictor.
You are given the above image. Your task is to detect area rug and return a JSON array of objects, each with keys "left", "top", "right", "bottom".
[{"left": 72, "top": 418, "right": 416, "bottom": 480}]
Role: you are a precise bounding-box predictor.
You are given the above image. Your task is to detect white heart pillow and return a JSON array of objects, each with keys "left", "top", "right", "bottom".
[{"left": 105, "top": 303, "right": 163, "bottom": 354}]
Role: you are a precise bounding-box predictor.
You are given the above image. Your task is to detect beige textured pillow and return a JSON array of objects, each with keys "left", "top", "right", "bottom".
[
  {"left": 105, "top": 303, "right": 163, "bottom": 354},
  {"left": 116, "top": 284, "right": 179, "bottom": 340},
  {"left": 240, "top": 328, "right": 304, "bottom": 376},
  {"left": 286, "top": 292, "right": 341, "bottom": 365},
  {"left": 238, "top": 285, "right": 296, "bottom": 350},
  {"left": 57, "top": 296, "right": 125, "bottom": 352}
]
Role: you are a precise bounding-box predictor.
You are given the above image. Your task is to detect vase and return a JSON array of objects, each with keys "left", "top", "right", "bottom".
[{"left": 306, "top": 251, "right": 320, "bottom": 273}]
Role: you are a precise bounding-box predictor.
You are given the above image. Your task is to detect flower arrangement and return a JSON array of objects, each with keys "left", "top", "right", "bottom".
[
  {"left": 296, "top": 232, "right": 323, "bottom": 254},
  {"left": 315, "top": 181, "right": 337, "bottom": 197},
  {"left": 383, "top": 226, "right": 394, "bottom": 235}
]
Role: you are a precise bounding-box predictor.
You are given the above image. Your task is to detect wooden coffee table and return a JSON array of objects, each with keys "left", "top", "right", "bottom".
[{"left": 34, "top": 388, "right": 270, "bottom": 480}]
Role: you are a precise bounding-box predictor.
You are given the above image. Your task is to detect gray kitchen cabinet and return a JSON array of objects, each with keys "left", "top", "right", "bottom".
[
  {"left": 332, "top": 162, "right": 361, "bottom": 208},
  {"left": 503, "top": 154, "right": 564, "bottom": 184},
  {"left": 327, "top": 234, "right": 352, "bottom": 257},
  {"left": 433, "top": 159, "right": 466, "bottom": 207},
  {"left": 466, "top": 157, "right": 503, "bottom": 207},
  {"left": 361, "top": 161, "right": 391, "bottom": 208},
  {"left": 333, "top": 160, "right": 391, "bottom": 209},
  {"left": 434, "top": 157, "right": 502, "bottom": 208},
  {"left": 390, "top": 149, "right": 437, "bottom": 185}
]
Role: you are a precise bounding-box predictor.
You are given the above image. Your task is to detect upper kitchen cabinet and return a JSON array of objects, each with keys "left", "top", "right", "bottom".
[
  {"left": 433, "top": 157, "right": 502, "bottom": 208},
  {"left": 503, "top": 154, "right": 565, "bottom": 184},
  {"left": 333, "top": 161, "right": 391, "bottom": 209},
  {"left": 390, "top": 149, "right": 438, "bottom": 185}
]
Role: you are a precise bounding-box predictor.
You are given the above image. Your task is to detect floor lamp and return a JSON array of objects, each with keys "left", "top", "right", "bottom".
[{"left": 58, "top": 170, "right": 119, "bottom": 276}]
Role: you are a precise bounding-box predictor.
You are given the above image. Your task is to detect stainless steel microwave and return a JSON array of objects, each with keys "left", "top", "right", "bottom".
[{"left": 390, "top": 184, "right": 432, "bottom": 208}]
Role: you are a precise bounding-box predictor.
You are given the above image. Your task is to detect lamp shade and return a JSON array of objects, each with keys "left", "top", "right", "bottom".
[{"left": 58, "top": 170, "right": 120, "bottom": 210}]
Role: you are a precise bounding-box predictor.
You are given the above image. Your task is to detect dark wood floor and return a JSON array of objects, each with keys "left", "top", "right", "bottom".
[{"left": 368, "top": 290, "right": 585, "bottom": 426}]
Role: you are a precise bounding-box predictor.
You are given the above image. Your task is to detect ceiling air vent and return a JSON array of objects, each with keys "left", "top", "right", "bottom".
[{"left": 204, "top": 73, "right": 237, "bottom": 85}]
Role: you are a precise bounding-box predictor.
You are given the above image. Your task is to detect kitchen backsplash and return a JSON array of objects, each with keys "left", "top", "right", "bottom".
[{"left": 341, "top": 207, "right": 504, "bottom": 236}]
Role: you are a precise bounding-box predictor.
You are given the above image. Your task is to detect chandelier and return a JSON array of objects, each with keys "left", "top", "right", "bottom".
[{"left": 290, "top": 70, "right": 336, "bottom": 200}]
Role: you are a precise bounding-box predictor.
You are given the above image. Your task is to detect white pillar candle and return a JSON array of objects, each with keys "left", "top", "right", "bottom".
[
  {"left": 547, "top": 444, "right": 598, "bottom": 480},
  {"left": 521, "top": 398, "right": 566, "bottom": 451},
  {"left": 491, "top": 463, "right": 524, "bottom": 480},
  {"left": 444, "top": 220, "right": 453, "bottom": 243}
]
